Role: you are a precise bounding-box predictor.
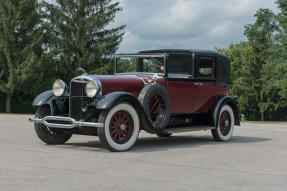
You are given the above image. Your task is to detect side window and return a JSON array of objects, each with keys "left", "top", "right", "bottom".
[
  {"left": 198, "top": 57, "right": 215, "bottom": 79},
  {"left": 167, "top": 53, "right": 193, "bottom": 77}
]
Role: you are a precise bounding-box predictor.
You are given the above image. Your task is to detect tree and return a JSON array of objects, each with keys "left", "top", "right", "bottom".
[
  {"left": 217, "top": 42, "right": 259, "bottom": 120},
  {"left": 43, "top": 0, "right": 125, "bottom": 82},
  {"left": 0, "top": 0, "right": 51, "bottom": 113},
  {"left": 273, "top": 0, "right": 287, "bottom": 106},
  {"left": 244, "top": 9, "right": 278, "bottom": 121}
]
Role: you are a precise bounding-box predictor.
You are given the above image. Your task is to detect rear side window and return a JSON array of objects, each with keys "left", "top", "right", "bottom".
[
  {"left": 167, "top": 53, "right": 193, "bottom": 77},
  {"left": 198, "top": 57, "right": 215, "bottom": 79}
]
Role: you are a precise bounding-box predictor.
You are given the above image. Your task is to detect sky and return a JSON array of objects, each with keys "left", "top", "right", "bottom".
[
  {"left": 112, "top": 0, "right": 278, "bottom": 53},
  {"left": 47, "top": 0, "right": 278, "bottom": 53}
]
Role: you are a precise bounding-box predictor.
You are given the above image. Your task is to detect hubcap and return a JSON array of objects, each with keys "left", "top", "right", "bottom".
[
  {"left": 120, "top": 124, "right": 126, "bottom": 131},
  {"left": 224, "top": 120, "right": 229, "bottom": 127},
  {"left": 109, "top": 111, "right": 134, "bottom": 144},
  {"left": 219, "top": 111, "right": 231, "bottom": 136}
]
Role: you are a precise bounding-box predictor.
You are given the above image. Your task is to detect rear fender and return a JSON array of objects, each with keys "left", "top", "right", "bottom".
[
  {"left": 96, "top": 92, "right": 157, "bottom": 133},
  {"left": 211, "top": 96, "right": 240, "bottom": 126}
]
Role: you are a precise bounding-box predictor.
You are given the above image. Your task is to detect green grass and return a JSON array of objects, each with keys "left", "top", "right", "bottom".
[
  {"left": 243, "top": 121, "right": 287, "bottom": 125},
  {"left": 0, "top": 113, "right": 33, "bottom": 115}
]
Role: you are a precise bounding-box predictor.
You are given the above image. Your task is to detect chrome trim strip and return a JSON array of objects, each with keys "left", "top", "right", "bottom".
[
  {"left": 29, "top": 116, "right": 104, "bottom": 129},
  {"left": 115, "top": 53, "right": 166, "bottom": 58},
  {"left": 71, "top": 75, "right": 102, "bottom": 96}
]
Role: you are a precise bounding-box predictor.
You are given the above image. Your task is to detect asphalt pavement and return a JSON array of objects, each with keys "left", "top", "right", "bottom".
[{"left": 0, "top": 114, "right": 287, "bottom": 191}]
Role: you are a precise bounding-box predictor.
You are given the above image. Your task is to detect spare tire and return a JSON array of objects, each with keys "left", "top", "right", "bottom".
[{"left": 138, "top": 83, "right": 171, "bottom": 130}]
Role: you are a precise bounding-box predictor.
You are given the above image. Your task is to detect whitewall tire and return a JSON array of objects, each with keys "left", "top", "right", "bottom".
[
  {"left": 212, "top": 105, "right": 234, "bottom": 142},
  {"left": 98, "top": 103, "right": 140, "bottom": 152}
]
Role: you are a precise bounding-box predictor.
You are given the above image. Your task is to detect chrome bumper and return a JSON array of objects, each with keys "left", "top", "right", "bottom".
[{"left": 29, "top": 116, "right": 104, "bottom": 129}]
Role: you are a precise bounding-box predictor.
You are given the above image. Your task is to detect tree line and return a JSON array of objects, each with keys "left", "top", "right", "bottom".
[
  {"left": 0, "top": 0, "right": 125, "bottom": 113},
  {"left": 0, "top": 0, "right": 287, "bottom": 121},
  {"left": 218, "top": 0, "right": 287, "bottom": 121}
]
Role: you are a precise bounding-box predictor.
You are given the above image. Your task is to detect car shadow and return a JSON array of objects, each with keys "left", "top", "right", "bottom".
[
  {"left": 63, "top": 135, "right": 272, "bottom": 153},
  {"left": 131, "top": 135, "right": 271, "bottom": 152}
]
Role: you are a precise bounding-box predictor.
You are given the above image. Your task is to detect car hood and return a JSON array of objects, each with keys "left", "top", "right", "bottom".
[{"left": 97, "top": 75, "right": 146, "bottom": 97}]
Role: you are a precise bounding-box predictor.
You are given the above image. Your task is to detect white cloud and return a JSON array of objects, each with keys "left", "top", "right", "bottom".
[
  {"left": 208, "top": 21, "right": 233, "bottom": 38},
  {"left": 113, "top": 0, "right": 278, "bottom": 53},
  {"left": 46, "top": 0, "right": 278, "bottom": 53}
]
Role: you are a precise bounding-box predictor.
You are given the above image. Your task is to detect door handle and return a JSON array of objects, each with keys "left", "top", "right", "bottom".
[{"left": 195, "top": 82, "right": 204, "bottom": 86}]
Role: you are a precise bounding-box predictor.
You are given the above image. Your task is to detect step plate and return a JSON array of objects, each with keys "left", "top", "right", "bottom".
[{"left": 164, "top": 126, "right": 216, "bottom": 133}]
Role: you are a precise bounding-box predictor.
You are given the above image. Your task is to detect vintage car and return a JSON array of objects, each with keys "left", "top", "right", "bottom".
[{"left": 29, "top": 49, "right": 240, "bottom": 151}]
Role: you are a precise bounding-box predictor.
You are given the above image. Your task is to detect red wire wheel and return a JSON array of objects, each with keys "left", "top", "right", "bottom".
[
  {"left": 109, "top": 110, "right": 134, "bottom": 144},
  {"left": 219, "top": 111, "right": 231, "bottom": 136}
]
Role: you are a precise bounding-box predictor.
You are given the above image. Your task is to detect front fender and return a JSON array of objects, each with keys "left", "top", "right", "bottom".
[
  {"left": 32, "top": 90, "right": 54, "bottom": 106},
  {"left": 96, "top": 92, "right": 133, "bottom": 110},
  {"left": 32, "top": 90, "right": 69, "bottom": 115},
  {"left": 96, "top": 92, "right": 158, "bottom": 133}
]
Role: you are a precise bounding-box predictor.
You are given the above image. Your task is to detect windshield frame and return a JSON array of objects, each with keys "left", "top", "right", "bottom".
[{"left": 114, "top": 53, "right": 167, "bottom": 76}]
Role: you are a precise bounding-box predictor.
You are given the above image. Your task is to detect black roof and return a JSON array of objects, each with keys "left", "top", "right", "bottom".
[
  {"left": 139, "top": 49, "right": 231, "bottom": 85},
  {"left": 139, "top": 49, "right": 228, "bottom": 59}
]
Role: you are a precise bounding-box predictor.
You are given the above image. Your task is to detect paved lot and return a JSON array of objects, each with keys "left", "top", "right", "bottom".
[{"left": 0, "top": 114, "right": 287, "bottom": 191}]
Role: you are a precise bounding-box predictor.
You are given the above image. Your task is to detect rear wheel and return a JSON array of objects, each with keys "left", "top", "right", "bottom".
[
  {"left": 212, "top": 105, "right": 234, "bottom": 141},
  {"left": 34, "top": 105, "right": 72, "bottom": 145},
  {"left": 98, "top": 103, "right": 140, "bottom": 152}
]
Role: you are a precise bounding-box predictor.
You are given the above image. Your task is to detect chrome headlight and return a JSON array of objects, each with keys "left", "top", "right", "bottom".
[
  {"left": 52, "top": 79, "right": 67, "bottom": 97},
  {"left": 85, "top": 81, "right": 99, "bottom": 97}
]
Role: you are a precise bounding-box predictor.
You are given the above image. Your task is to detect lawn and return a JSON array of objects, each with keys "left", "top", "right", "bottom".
[{"left": 243, "top": 121, "right": 287, "bottom": 125}]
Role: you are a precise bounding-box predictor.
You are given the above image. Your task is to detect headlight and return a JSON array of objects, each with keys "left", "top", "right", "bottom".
[
  {"left": 52, "top": 79, "right": 67, "bottom": 97},
  {"left": 85, "top": 81, "right": 99, "bottom": 97}
]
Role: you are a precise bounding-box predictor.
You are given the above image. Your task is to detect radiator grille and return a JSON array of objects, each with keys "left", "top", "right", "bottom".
[
  {"left": 70, "top": 81, "right": 93, "bottom": 121},
  {"left": 70, "top": 82, "right": 87, "bottom": 97}
]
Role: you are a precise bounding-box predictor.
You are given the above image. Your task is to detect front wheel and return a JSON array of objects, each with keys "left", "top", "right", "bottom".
[
  {"left": 98, "top": 103, "right": 140, "bottom": 152},
  {"left": 212, "top": 104, "right": 235, "bottom": 141},
  {"left": 34, "top": 105, "right": 72, "bottom": 145}
]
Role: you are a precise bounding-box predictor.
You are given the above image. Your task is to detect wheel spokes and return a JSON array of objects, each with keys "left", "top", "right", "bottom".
[
  {"left": 109, "top": 110, "right": 134, "bottom": 144},
  {"left": 219, "top": 111, "right": 231, "bottom": 136}
]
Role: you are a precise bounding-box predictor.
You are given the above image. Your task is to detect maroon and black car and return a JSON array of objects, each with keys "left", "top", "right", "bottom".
[{"left": 29, "top": 49, "right": 240, "bottom": 151}]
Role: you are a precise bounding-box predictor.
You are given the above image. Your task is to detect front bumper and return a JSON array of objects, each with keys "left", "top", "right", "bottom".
[{"left": 29, "top": 116, "right": 104, "bottom": 129}]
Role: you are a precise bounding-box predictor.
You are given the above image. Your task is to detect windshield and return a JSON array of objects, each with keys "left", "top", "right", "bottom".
[{"left": 116, "top": 55, "right": 165, "bottom": 74}]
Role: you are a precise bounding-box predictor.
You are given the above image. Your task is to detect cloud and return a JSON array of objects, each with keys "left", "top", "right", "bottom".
[{"left": 113, "top": 0, "right": 278, "bottom": 53}]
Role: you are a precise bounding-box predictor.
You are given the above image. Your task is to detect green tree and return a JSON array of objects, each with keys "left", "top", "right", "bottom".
[
  {"left": 244, "top": 9, "right": 278, "bottom": 121},
  {"left": 274, "top": 0, "right": 287, "bottom": 106},
  {"left": 218, "top": 42, "right": 259, "bottom": 120},
  {"left": 0, "top": 0, "right": 52, "bottom": 113},
  {"left": 276, "top": 0, "right": 287, "bottom": 58},
  {"left": 43, "top": 0, "right": 125, "bottom": 82}
]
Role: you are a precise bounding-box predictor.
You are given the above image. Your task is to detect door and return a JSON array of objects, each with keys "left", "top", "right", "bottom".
[
  {"left": 165, "top": 52, "right": 198, "bottom": 114},
  {"left": 194, "top": 56, "right": 219, "bottom": 113}
]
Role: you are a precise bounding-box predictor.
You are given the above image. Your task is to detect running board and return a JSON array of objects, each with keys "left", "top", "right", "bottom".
[{"left": 163, "top": 126, "right": 216, "bottom": 133}]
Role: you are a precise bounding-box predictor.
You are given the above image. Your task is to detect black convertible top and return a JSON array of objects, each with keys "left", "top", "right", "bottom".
[{"left": 138, "top": 49, "right": 231, "bottom": 86}]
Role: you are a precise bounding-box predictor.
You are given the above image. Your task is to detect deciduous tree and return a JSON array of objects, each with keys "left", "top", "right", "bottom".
[{"left": 244, "top": 9, "right": 278, "bottom": 121}]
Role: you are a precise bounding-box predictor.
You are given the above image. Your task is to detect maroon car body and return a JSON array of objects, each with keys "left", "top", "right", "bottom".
[
  {"left": 98, "top": 73, "right": 228, "bottom": 114},
  {"left": 29, "top": 49, "right": 240, "bottom": 151}
]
